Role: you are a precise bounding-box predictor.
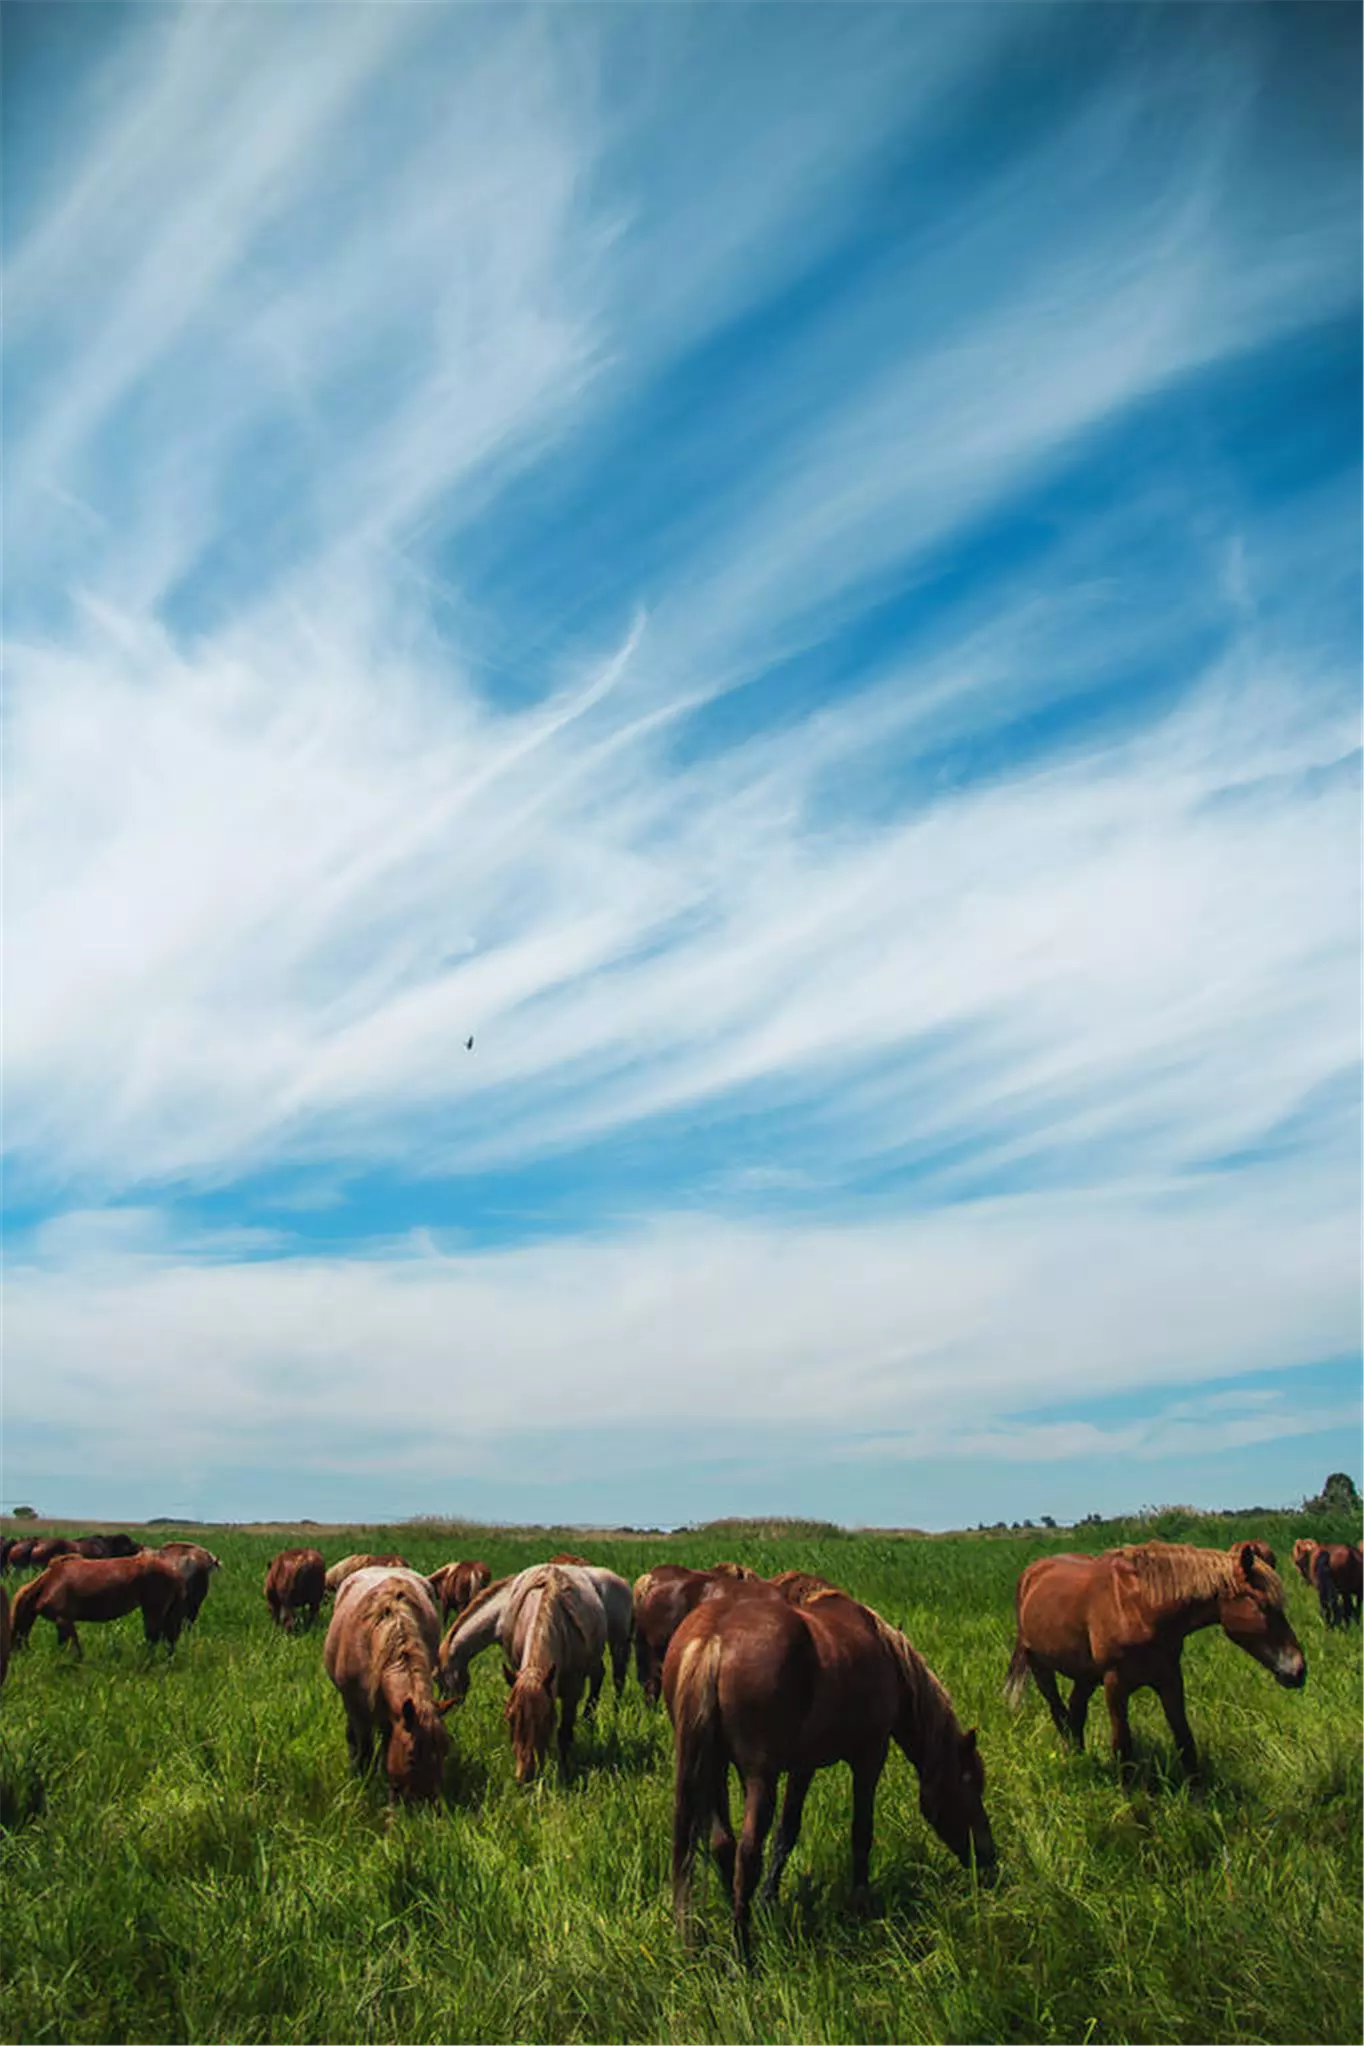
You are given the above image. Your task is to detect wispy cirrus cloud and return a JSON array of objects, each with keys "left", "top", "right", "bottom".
[{"left": 3, "top": 3, "right": 1358, "bottom": 1522}]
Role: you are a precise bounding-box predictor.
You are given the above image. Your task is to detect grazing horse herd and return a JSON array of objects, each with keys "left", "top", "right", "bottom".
[{"left": 1, "top": 1525, "right": 1358, "bottom": 1956}]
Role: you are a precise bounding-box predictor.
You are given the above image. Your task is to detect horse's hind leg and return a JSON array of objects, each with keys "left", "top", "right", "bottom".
[
  {"left": 611, "top": 1633, "right": 629, "bottom": 1698},
  {"left": 758, "top": 1765, "right": 812, "bottom": 1905},
  {"left": 1030, "top": 1660, "right": 1073, "bottom": 1744},
  {"left": 733, "top": 1772, "right": 778, "bottom": 1962},
  {"left": 56, "top": 1618, "right": 81, "bottom": 1657},
  {"left": 585, "top": 1652, "right": 604, "bottom": 1716},
  {"left": 709, "top": 1759, "right": 736, "bottom": 1900}
]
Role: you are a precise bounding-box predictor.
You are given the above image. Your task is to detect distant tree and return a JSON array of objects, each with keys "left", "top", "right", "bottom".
[
  {"left": 1040, "top": 1515, "right": 1057, "bottom": 1529},
  {"left": 11, "top": 1504, "right": 37, "bottom": 1520},
  {"left": 1305, "top": 1471, "right": 1361, "bottom": 1514}
]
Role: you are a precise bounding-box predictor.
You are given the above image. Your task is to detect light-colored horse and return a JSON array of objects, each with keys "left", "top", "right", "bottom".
[
  {"left": 438, "top": 1564, "right": 607, "bottom": 1780},
  {"left": 438, "top": 1562, "right": 631, "bottom": 1706}
]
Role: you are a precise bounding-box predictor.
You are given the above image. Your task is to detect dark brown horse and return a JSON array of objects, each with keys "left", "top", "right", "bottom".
[
  {"left": 1233, "top": 1538, "right": 1277, "bottom": 1572},
  {"left": 29, "top": 1538, "right": 78, "bottom": 1568},
  {"left": 3, "top": 1539, "right": 36, "bottom": 1571},
  {"left": 1006, "top": 1542, "right": 1305, "bottom": 1774},
  {"left": 74, "top": 1533, "right": 143, "bottom": 1560},
  {"left": 666, "top": 1586, "right": 994, "bottom": 1957},
  {"left": 1292, "top": 1539, "right": 1361, "bottom": 1626},
  {"left": 633, "top": 1563, "right": 762, "bottom": 1702},
  {"left": 427, "top": 1558, "right": 493, "bottom": 1620},
  {"left": 324, "top": 1567, "right": 454, "bottom": 1802},
  {"left": 264, "top": 1548, "right": 326, "bottom": 1632},
  {"left": 11, "top": 1553, "right": 186, "bottom": 1655},
  {"left": 159, "top": 1542, "right": 222, "bottom": 1626}
]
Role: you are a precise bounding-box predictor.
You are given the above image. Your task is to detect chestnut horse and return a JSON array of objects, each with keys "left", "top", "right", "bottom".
[
  {"left": 1292, "top": 1539, "right": 1361, "bottom": 1626},
  {"left": 324, "top": 1553, "right": 408, "bottom": 1599},
  {"left": 1006, "top": 1542, "right": 1305, "bottom": 1774},
  {"left": 666, "top": 1585, "right": 994, "bottom": 1957},
  {"left": 324, "top": 1568, "right": 454, "bottom": 1802},
  {"left": 427, "top": 1559, "right": 493, "bottom": 1620},
  {"left": 11, "top": 1553, "right": 186, "bottom": 1654},
  {"left": 633, "top": 1564, "right": 762, "bottom": 1702},
  {"left": 159, "top": 1542, "right": 222, "bottom": 1626},
  {"left": 265, "top": 1548, "right": 326, "bottom": 1632}
]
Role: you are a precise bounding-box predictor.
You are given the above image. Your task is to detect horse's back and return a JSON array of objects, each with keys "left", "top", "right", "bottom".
[{"left": 1016, "top": 1552, "right": 1111, "bottom": 1669}]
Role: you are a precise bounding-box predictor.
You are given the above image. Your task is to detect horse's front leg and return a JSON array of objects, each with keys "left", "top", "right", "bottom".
[
  {"left": 557, "top": 1679, "right": 581, "bottom": 1769},
  {"left": 57, "top": 1618, "right": 81, "bottom": 1657},
  {"left": 1102, "top": 1669, "right": 1135, "bottom": 1771},
  {"left": 733, "top": 1771, "right": 778, "bottom": 1963},
  {"left": 585, "top": 1651, "right": 605, "bottom": 1715},
  {"left": 758, "top": 1766, "right": 812, "bottom": 1905},
  {"left": 850, "top": 1746, "right": 885, "bottom": 1895},
  {"left": 1066, "top": 1676, "right": 1096, "bottom": 1748},
  {"left": 1029, "top": 1660, "right": 1074, "bottom": 1745},
  {"left": 1154, "top": 1661, "right": 1199, "bottom": 1776}
]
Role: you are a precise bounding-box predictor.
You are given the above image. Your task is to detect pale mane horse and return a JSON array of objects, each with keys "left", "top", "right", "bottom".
[
  {"left": 324, "top": 1568, "right": 453, "bottom": 1803},
  {"left": 437, "top": 1564, "right": 607, "bottom": 1780}
]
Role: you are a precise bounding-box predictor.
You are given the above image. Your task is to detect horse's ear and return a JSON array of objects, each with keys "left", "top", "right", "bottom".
[
  {"left": 401, "top": 1698, "right": 418, "bottom": 1730},
  {"left": 963, "top": 1726, "right": 978, "bottom": 1754},
  {"left": 501, "top": 1660, "right": 518, "bottom": 1687}
]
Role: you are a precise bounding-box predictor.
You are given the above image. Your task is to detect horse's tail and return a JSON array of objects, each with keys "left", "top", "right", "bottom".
[
  {"left": 670, "top": 1630, "right": 724, "bottom": 1926},
  {"left": 1003, "top": 1634, "right": 1031, "bottom": 1706},
  {"left": 10, "top": 1570, "right": 47, "bottom": 1647}
]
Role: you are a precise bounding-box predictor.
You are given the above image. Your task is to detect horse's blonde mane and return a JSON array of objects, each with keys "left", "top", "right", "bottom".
[
  {"left": 360, "top": 1586, "right": 436, "bottom": 1701},
  {"left": 1118, "top": 1541, "right": 1284, "bottom": 1608}
]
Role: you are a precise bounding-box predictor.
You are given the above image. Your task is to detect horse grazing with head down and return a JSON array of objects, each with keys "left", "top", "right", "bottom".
[
  {"left": 427, "top": 1559, "right": 493, "bottom": 1620},
  {"left": 666, "top": 1584, "right": 994, "bottom": 1958},
  {"left": 633, "top": 1564, "right": 762, "bottom": 1703},
  {"left": 324, "top": 1568, "right": 454, "bottom": 1802},
  {"left": 324, "top": 1553, "right": 408, "bottom": 1599},
  {"left": 1006, "top": 1542, "right": 1305, "bottom": 1775},
  {"left": 11, "top": 1553, "right": 186, "bottom": 1655},
  {"left": 265, "top": 1548, "right": 326, "bottom": 1632},
  {"left": 438, "top": 1565, "right": 606, "bottom": 1781}
]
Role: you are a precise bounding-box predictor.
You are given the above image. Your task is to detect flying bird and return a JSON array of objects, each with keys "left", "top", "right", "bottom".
[{"left": 465, "top": 1036, "right": 474, "bottom": 1051}]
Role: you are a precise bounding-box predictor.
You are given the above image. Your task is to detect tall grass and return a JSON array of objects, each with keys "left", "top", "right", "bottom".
[{"left": 1, "top": 1516, "right": 1359, "bottom": 2043}]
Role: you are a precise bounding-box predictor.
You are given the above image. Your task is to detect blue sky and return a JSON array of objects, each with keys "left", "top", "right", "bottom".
[{"left": 4, "top": 2, "right": 1360, "bottom": 1529}]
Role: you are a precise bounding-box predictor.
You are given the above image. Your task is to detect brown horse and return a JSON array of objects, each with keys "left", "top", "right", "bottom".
[
  {"left": 159, "top": 1542, "right": 222, "bottom": 1626},
  {"left": 633, "top": 1564, "right": 763, "bottom": 1702},
  {"left": 1233, "top": 1539, "right": 1277, "bottom": 1571},
  {"left": 427, "top": 1558, "right": 493, "bottom": 1620},
  {"left": 11, "top": 1553, "right": 186, "bottom": 1655},
  {"left": 74, "top": 1533, "right": 143, "bottom": 1560},
  {"left": 4, "top": 1539, "right": 36, "bottom": 1571},
  {"left": 265, "top": 1548, "right": 326, "bottom": 1632},
  {"left": 29, "top": 1538, "right": 78, "bottom": 1568},
  {"left": 324, "top": 1567, "right": 454, "bottom": 1802},
  {"left": 324, "top": 1552, "right": 408, "bottom": 1599},
  {"left": 1006, "top": 1542, "right": 1305, "bottom": 1774},
  {"left": 666, "top": 1585, "right": 994, "bottom": 1957},
  {"left": 1293, "top": 1539, "right": 1361, "bottom": 1626}
]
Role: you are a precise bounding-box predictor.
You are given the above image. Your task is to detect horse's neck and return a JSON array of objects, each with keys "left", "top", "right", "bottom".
[
  {"left": 893, "top": 1646, "right": 958, "bottom": 1773},
  {"left": 450, "top": 1587, "right": 508, "bottom": 1670},
  {"left": 1157, "top": 1587, "right": 1224, "bottom": 1640}
]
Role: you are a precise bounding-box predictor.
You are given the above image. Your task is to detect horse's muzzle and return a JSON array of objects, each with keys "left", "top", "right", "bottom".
[{"left": 1275, "top": 1655, "right": 1307, "bottom": 1689}]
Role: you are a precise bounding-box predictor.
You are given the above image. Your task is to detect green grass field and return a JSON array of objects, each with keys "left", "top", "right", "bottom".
[{"left": 1, "top": 1510, "right": 1359, "bottom": 2045}]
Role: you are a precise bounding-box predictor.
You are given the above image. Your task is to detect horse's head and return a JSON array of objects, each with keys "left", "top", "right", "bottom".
[
  {"left": 385, "top": 1696, "right": 450, "bottom": 1804},
  {"left": 1220, "top": 1545, "right": 1306, "bottom": 1688},
  {"left": 1291, "top": 1538, "right": 1318, "bottom": 1585},
  {"left": 504, "top": 1664, "right": 557, "bottom": 1783},
  {"left": 918, "top": 1725, "right": 996, "bottom": 1879}
]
